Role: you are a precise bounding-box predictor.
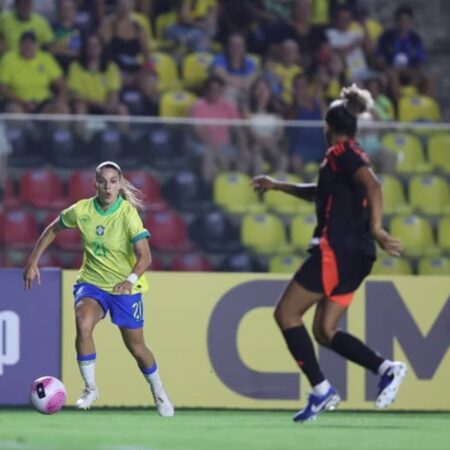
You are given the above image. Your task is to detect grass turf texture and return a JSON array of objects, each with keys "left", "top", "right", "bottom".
[{"left": 0, "top": 410, "right": 449, "bottom": 450}]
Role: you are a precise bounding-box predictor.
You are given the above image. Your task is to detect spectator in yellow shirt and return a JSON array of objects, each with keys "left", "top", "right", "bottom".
[
  {"left": 0, "top": 31, "right": 68, "bottom": 114},
  {"left": 68, "top": 33, "right": 128, "bottom": 116},
  {"left": 0, "top": 0, "right": 54, "bottom": 54}
]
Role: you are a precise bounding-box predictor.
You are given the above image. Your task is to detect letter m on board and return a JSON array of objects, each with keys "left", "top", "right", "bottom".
[{"left": 365, "top": 281, "right": 450, "bottom": 400}]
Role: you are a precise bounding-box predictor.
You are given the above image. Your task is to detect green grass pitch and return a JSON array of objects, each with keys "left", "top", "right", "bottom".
[{"left": 0, "top": 409, "right": 449, "bottom": 450}]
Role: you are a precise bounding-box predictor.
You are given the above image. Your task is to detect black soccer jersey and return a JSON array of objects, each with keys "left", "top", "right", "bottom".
[{"left": 313, "top": 139, "right": 376, "bottom": 259}]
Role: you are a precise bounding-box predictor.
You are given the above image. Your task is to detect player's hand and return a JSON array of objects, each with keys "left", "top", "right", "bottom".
[
  {"left": 113, "top": 281, "right": 133, "bottom": 294},
  {"left": 251, "top": 175, "right": 278, "bottom": 194},
  {"left": 372, "top": 227, "right": 403, "bottom": 257},
  {"left": 23, "top": 264, "right": 41, "bottom": 291}
]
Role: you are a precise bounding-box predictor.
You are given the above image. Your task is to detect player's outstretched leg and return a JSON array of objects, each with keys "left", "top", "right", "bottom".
[
  {"left": 293, "top": 385, "right": 341, "bottom": 423},
  {"left": 376, "top": 361, "right": 408, "bottom": 409}
]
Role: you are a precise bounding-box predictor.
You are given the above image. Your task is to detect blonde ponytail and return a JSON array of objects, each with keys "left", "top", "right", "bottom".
[{"left": 119, "top": 178, "right": 145, "bottom": 211}]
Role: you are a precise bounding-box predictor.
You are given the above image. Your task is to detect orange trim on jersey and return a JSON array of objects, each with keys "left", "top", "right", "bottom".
[{"left": 320, "top": 231, "right": 339, "bottom": 298}]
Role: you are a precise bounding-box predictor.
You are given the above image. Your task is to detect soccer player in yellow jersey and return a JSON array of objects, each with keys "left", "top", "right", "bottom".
[{"left": 23, "top": 161, "right": 174, "bottom": 417}]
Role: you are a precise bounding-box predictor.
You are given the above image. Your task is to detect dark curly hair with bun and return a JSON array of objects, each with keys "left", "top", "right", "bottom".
[{"left": 325, "top": 84, "right": 374, "bottom": 137}]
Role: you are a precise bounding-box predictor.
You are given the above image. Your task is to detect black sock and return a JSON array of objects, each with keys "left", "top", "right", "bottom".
[
  {"left": 331, "top": 331, "right": 384, "bottom": 374},
  {"left": 282, "top": 325, "right": 325, "bottom": 386}
]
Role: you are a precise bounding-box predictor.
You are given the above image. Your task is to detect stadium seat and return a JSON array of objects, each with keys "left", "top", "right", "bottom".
[
  {"left": 171, "top": 252, "right": 213, "bottom": 272},
  {"left": 290, "top": 214, "right": 317, "bottom": 252},
  {"left": 64, "top": 252, "right": 84, "bottom": 269},
  {"left": 123, "top": 171, "right": 168, "bottom": 212},
  {"left": 6, "top": 125, "right": 46, "bottom": 168},
  {"left": 4, "top": 178, "right": 21, "bottom": 209},
  {"left": 264, "top": 173, "right": 307, "bottom": 215},
  {"left": 269, "top": 254, "right": 304, "bottom": 273},
  {"left": 0, "top": 209, "right": 4, "bottom": 246},
  {"left": 240, "top": 212, "right": 289, "bottom": 255},
  {"left": 408, "top": 175, "right": 450, "bottom": 215},
  {"left": 371, "top": 256, "right": 413, "bottom": 275},
  {"left": 427, "top": 133, "right": 450, "bottom": 173},
  {"left": 189, "top": 208, "right": 241, "bottom": 253},
  {"left": 96, "top": 129, "right": 140, "bottom": 169},
  {"left": 381, "top": 132, "right": 431, "bottom": 173},
  {"left": 144, "top": 210, "right": 193, "bottom": 252},
  {"left": 141, "top": 125, "right": 188, "bottom": 170},
  {"left": 218, "top": 251, "right": 262, "bottom": 272},
  {"left": 0, "top": 252, "right": 4, "bottom": 267},
  {"left": 164, "top": 170, "right": 210, "bottom": 212},
  {"left": 4, "top": 210, "right": 39, "bottom": 249},
  {"left": 20, "top": 169, "right": 67, "bottom": 210},
  {"left": 213, "top": 172, "right": 263, "bottom": 215},
  {"left": 155, "top": 11, "right": 177, "bottom": 40},
  {"left": 152, "top": 52, "right": 180, "bottom": 92},
  {"left": 68, "top": 170, "right": 96, "bottom": 204},
  {"left": 44, "top": 214, "right": 82, "bottom": 251},
  {"left": 182, "top": 52, "right": 214, "bottom": 89},
  {"left": 159, "top": 90, "right": 197, "bottom": 117},
  {"left": 379, "top": 175, "right": 411, "bottom": 215},
  {"left": 418, "top": 257, "right": 450, "bottom": 276},
  {"left": 49, "top": 127, "right": 93, "bottom": 168},
  {"left": 437, "top": 216, "right": 450, "bottom": 254},
  {"left": 389, "top": 214, "right": 439, "bottom": 257},
  {"left": 398, "top": 95, "right": 441, "bottom": 123},
  {"left": 149, "top": 255, "right": 164, "bottom": 271}
]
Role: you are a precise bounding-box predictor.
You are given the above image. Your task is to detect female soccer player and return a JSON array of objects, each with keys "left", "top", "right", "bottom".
[
  {"left": 252, "top": 85, "right": 407, "bottom": 423},
  {"left": 23, "top": 161, "right": 174, "bottom": 417}
]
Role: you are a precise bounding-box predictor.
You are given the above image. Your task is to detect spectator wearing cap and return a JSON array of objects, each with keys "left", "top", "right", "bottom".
[
  {"left": 0, "top": 0, "right": 54, "bottom": 54},
  {"left": 0, "top": 31, "right": 68, "bottom": 114}
]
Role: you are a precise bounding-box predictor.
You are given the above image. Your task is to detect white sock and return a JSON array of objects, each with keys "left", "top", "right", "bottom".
[
  {"left": 78, "top": 360, "right": 96, "bottom": 389},
  {"left": 312, "top": 379, "right": 331, "bottom": 396},
  {"left": 378, "top": 359, "right": 393, "bottom": 376},
  {"left": 143, "top": 368, "right": 164, "bottom": 390}
]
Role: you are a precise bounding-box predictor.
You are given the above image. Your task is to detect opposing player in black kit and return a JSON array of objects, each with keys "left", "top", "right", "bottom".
[{"left": 252, "top": 85, "right": 407, "bottom": 423}]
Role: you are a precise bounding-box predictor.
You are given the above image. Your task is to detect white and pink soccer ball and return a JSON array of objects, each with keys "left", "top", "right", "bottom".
[{"left": 29, "top": 376, "right": 67, "bottom": 414}]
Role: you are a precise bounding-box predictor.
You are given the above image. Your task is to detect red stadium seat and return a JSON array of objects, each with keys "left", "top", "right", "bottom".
[
  {"left": 149, "top": 255, "right": 164, "bottom": 271},
  {"left": 171, "top": 252, "right": 213, "bottom": 271},
  {"left": 123, "top": 171, "right": 168, "bottom": 212},
  {"left": 0, "top": 209, "right": 4, "bottom": 246},
  {"left": 64, "top": 252, "right": 84, "bottom": 269},
  {"left": 20, "top": 169, "right": 67, "bottom": 209},
  {"left": 4, "top": 178, "right": 21, "bottom": 209},
  {"left": 4, "top": 210, "right": 39, "bottom": 249},
  {"left": 144, "top": 210, "right": 192, "bottom": 252},
  {"left": 68, "top": 170, "right": 96, "bottom": 204},
  {"left": 44, "top": 214, "right": 82, "bottom": 251}
]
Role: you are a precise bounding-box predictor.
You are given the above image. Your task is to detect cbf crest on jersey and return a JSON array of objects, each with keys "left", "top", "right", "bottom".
[{"left": 96, "top": 225, "right": 105, "bottom": 236}]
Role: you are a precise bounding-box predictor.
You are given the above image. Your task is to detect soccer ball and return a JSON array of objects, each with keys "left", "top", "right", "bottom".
[{"left": 29, "top": 376, "right": 67, "bottom": 414}]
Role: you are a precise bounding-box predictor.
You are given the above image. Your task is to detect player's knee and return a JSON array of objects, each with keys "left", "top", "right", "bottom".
[
  {"left": 319, "top": 323, "right": 336, "bottom": 345},
  {"left": 312, "top": 325, "right": 327, "bottom": 346}
]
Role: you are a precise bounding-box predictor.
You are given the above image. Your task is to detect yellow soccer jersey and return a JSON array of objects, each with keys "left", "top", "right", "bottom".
[{"left": 59, "top": 196, "right": 150, "bottom": 294}]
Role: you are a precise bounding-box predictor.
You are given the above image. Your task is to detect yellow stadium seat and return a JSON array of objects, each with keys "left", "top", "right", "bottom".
[
  {"left": 371, "top": 256, "right": 413, "bottom": 275},
  {"left": 379, "top": 174, "right": 411, "bottom": 215},
  {"left": 182, "top": 52, "right": 214, "bottom": 89},
  {"left": 389, "top": 214, "right": 440, "bottom": 257},
  {"left": 418, "top": 257, "right": 450, "bottom": 275},
  {"left": 159, "top": 90, "right": 197, "bottom": 117},
  {"left": 398, "top": 95, "right": 441, "bottom": 123},
  {"left": 381, "top": 132, "right": 431, "bottom": 173},
  {"left": 155, "top": 11, "right": 177, "bottom": 39},
  {"left": 427, "top": 133, "right": 450, "bottom": 173},
  {"left": 290, "top": 214, "right": 317, "bottom": 252},
  {"left": 241, "top": 213, "right": 289, "bottom": 255},
  {"left": 263, "top": 173, "right": 304, "bottom": 215},
  {"left": 151, "top": 52, "right": 180, "bottom": 92},
  {"left": 269, "top": 254, "right": 305, "bottom": 273},
  {"left": 409, "top": 175, "right": 450, "bottom": 215},
  {"left": 437, "top": 216, "right": 450, "bottom": 254},
  {"left": 213, "top": 172, "right": 264, "bottom": 215}
]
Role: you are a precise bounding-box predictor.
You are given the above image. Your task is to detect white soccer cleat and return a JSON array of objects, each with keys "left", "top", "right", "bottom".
[
  {"left": 76, "top": 387, "right": 99, "bottom": 410},
  {"left": 151, "top": 386, "right": 175, "bottom": 417},
  {"left": 376, "top": 361, "right": 407, "bottom": 409}
]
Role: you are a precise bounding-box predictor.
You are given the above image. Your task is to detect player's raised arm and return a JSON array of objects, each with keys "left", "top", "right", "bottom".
[
  {"left": 251, "top": 174, "right": 317, "bottom": 202},
  {"left": 23, "top": 217, "right": 63, "bottom": 291}
]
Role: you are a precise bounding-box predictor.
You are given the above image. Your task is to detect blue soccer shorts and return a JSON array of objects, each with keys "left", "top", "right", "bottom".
[{"left": 73, "top": 283, "right": 144, "bottom": 329}]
